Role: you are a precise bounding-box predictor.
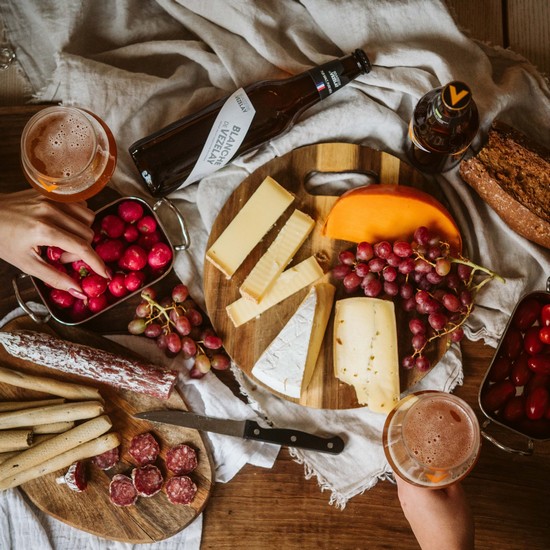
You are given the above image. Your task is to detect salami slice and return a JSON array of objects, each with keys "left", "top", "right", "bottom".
[
  {"left": 57, "top": 461, "right": 88, "bottom": 492},
  {"left": 109, "top": 474, "right": 138, "bottom": 507},
  {"left": 0, "top": 330, "right": 178, "bottom": 400},
  {"left": 91, "top": 446, "right": 120, "bottom": 470},
  {"left": 165, "top": 475, "right": 197, "bottom": 505},
  {"left": 132, "top": 464, "right": 164, "bottom": 497},
  {"left": 129, "top": 432, "right": 160, "bottom": 465},
  {"left": 165, "top": 443, "right": 198, "bottom": 475}
]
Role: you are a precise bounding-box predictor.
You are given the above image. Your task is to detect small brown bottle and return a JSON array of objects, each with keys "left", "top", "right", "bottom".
[
  {"left": 407, "top": 81, "right": 479, "bottom": 173},
  {"left": 129, "top": 50, "right": 372, "bottom": 197}
]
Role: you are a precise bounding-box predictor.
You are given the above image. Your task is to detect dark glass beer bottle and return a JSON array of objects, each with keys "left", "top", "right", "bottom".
[
  {"left": 407, "top": 81, "right": 479, "bottom": 173},
  {"left": 129, "top": 50, "right": 372, "bottom": 197}
]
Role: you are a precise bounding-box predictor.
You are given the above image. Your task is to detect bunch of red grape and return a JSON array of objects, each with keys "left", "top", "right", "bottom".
[
  {"left": 128, "top": 284, "right": 230, "bottom": 378},
  {"left": 331, "top": 226, "right": 501, "bottom": 371}
]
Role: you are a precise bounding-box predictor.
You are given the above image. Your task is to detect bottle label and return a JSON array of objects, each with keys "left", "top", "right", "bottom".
[
  {"left": 308, "top": 60, "right": 349, "bottom": 99},
  {"left": 183, "top": 88, "right": 256, "bottom": 186}
]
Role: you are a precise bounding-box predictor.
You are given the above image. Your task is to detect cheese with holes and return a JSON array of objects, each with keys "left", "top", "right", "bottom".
[
  {"left": 206, "top": 176, "right": 294, "bottom": 278},
  {"left": 240, "top": 209, "right": 315, "bottom": 303},
  {"left": 226, "top": 256, "right": 324, "bottom": 327},
  {"left": 333, "top": 297, "right": 400, "bottom": 414},
  {"left": 251, "top": 283, "right": 335, "bottom": 398}
]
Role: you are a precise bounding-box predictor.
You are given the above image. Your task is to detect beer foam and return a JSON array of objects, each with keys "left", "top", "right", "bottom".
[
  {"left": 26, "top": 110, "right": 96, "bottom": 179},
  {"left": 402, "top": 397, "right": 475, "bottom": 470}
]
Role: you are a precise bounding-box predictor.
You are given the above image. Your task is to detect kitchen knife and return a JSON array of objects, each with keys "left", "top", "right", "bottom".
[{"left": 134, "top": 410, "right": 345, "bottom": 455}]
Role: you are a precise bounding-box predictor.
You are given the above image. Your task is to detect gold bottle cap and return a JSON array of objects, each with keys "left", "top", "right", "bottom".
[{"left": 442, "top": 81, "right": 472, "bottom": 110}]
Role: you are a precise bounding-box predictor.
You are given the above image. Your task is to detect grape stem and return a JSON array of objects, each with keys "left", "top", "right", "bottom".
[{"left": 451, "top": 256, "right": 506, "bottom": 285}]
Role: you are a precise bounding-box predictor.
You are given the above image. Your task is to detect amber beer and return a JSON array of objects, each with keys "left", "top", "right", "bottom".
[
  {"left": 407, "top": 81, "right": 479, "bottom": 173},
  {"left": 383, "top": 391, "right": 480, "bottom": 488},
  {"left": 129, "top": 50, "right": 372, "bottom": 197},
  {"left": 21, "top": 106, "right": 117, "bottom": 202}
]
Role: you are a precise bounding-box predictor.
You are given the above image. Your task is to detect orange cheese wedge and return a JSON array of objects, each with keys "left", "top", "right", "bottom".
[{"left": 322, "top": 184, "right": 462, "bottom": 253}]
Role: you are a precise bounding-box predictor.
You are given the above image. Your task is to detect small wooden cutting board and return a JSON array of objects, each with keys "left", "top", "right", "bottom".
[
  {"left": 0, "top": 316, "right": 214, "bottom": 543},
  {"left": 203, "top": 142, "right": 450, "bottom": 410}
]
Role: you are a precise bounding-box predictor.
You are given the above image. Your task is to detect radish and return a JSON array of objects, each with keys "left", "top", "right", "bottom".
[{"left": 148, "top": 242, "right": 172, "bottom": 270}]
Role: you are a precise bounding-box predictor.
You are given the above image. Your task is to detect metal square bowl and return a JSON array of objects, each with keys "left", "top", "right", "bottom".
[
  {"left": 13, "top": 196, "right": 189, "bottom": 326},
  {"left": 478, "top": 277, "right": 550, "bottom": 455}
]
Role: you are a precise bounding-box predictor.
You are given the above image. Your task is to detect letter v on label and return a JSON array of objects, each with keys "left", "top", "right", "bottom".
[{"left": 449, "top": 85, "right": 468, "bottom": 106}]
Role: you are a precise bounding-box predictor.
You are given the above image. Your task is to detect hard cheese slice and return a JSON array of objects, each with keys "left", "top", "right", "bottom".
[
  {"left": 251, "top": 283, "right": 335, "bottom": 398},
  {"left": 333, "top": 297, "right": 400, "bottom": 414},
  {"left": 226, "top": 256, "right": 324, "bottom": 327},
  {"left": 239, "top": 209, "right": 315, "bottom": 303},
  {"left": 206, "top": 176, "right": 294, "bottom": 278}
]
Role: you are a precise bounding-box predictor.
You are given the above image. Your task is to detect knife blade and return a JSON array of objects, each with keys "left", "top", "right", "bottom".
[{"left": 134, "top": 410, "right": 345, "bottom": 455}]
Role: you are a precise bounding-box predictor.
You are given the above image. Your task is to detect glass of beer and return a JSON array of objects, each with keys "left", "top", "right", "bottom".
[
  {"left": 383, "top": 391, "right": 481, "bottom": 488},
  {"left": 20, "top": 106, "right": 117, "bottom": 202}
]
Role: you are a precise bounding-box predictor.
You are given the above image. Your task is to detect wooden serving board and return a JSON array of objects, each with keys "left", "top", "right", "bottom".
[
  {"left": 0, "top": 316, "right": 214, "bottom": 544},
  {"left": 204, "top": 143, "right": 450, "bottom": 410}
]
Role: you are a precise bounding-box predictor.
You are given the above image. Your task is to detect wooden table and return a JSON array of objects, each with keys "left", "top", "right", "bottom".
[{"left": 1, "top": 6, "right": 549, "bottom": 546}]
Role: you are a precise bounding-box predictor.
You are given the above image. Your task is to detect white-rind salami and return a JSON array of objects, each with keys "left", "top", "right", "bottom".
[
  {"left": 57, "top": 461, "right": 88, "bottom": 492},
  {"left": 129, "top": 432, "right": 160, "bottom": 466},
  {"left": 91, "top": 446, "right": 120, "bottom": 470},
  {"left": 109, "top": 474, "right": 138, "bottom": 507},
  {"left": 165, "top": 475, "right": 197, "bottom": 505},
  {"left": 132, "top": 464, "right": 163, "bottom": 497},
  {"left": 0, "top": 330, "right": 178, "bottom": 400},
  {"left": 165, "top": 443, "right": 198, "bottom": 475}
]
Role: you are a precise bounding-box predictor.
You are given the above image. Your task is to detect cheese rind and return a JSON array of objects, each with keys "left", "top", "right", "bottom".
[
  {"left": 239, "top": 209, "right": 315, "bottom": 303},
  {"left": 251, "top": 283, "right": 335, "bottom": 398},
  {"left": 226, "top": 256, "right": 324, "bottom": 327},
  {"left": 333, "top": 297, "right": 400, "bottom": 414},
  {"left": 205, "top": 176, "right": 294, "bottom": 278}
]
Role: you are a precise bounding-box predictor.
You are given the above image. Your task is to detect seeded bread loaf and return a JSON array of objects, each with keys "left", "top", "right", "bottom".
[{"left": 459, "top": 121, "right": 550, "bottom": 249}]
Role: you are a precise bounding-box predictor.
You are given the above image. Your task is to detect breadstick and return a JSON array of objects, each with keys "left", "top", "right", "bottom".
[
  {"left": 0, "top": 399, "right": 65, "bottom": 412},
  {"left": 31, "top": 421, "right": 75, "bottom": 434},
  {"left": 0, "top": 432, "right": 121, "bottom": 490},
  {"left": 0, "top": 401, "right": 104, "bottom": 430},
  {"left": 31, "top": 434, "right": 58, "bottom": 446},
  {"left": 0, "top": 451, "right": 19, "bottom": 465},
  {"left": 0, "top": 430, "right": 33, "bottom": 452},
  {"left": 0, "top": 415, "right": 113, "bottom": 481},
  {"left": 0, "top": 365, "right": 101, "bottom": 401}
]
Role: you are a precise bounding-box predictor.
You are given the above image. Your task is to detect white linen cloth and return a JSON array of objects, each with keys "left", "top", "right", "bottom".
[{"left": 1, "top": 0, "right": 549, "bottom": 543}]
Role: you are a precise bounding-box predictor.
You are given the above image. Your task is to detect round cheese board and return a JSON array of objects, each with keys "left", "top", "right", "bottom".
[{"left": 203, "top": 142, "right": 455, "bottom": 409}]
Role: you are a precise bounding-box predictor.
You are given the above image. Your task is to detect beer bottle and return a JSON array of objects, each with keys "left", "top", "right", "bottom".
[
  {"left": 407, "top": 81, "right": 479, "bottom": 173},
  {"left": 129, "top": 50, "right": 372, "bottom": 197}
]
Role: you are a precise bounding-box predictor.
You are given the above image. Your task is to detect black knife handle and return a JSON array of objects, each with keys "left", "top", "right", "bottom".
[{"left": 243, "top": 420, "right": 345, "bottom": 455}]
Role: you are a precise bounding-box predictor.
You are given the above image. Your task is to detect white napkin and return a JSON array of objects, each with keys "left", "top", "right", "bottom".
[
  {"left": 2, "top": 0, "right": 550, "bottom": 516},
  {"left": 0, "top": 305, "right": 278, "bottom": 549}
]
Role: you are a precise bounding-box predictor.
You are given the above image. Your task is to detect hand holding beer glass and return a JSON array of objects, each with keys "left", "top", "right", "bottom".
[
  {"left": 20, "top": 106, "right": 117, "bottom": 202},
  {"left": 383, "top": 391, "right": 481, "bottom": 488}
]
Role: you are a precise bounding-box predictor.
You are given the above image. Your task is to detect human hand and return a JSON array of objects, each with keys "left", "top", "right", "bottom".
[
  {"left": 0, "top": 190, "right": 109, "bottom": 295},
  {"left": 395, "top": 475, "right": 475, "bottom": 550}
]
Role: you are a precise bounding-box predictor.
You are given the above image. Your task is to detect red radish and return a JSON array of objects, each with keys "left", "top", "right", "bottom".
[
  {"left": 49, "top": 289, "right": 75, "bottom": 309},
  {"left": 137, "top": 215, "right": 157, "bottom": 234},
  {"left": 92, "top": 221, "right": 103, "bottom": 245},
  {"left": 123, "top": 224, "right": 139, "bottom": 243},
  {"left": 124, "top": 271, "right": 146, "bottom": 292},
  {"left": 81, "top": 274, "right": 108, "bottom": 298},
  {"left": 119, "top": 245, "right": 147, "bottom": 271},
  {"left": 95, "top": 239, "right": 125, "bottom": 263},
  {"left": 72, "top": 260, "right": 91, "bottom": 278},
  {"left": 46, "top": 246, "right": 64, "bottom": 262},
  {"left": 108, "top": 273, "right": 129, "bottom": 298},
  {"left": 138, "top": 231, "right": 161, "bottom": 250},
  {"left": 70, "top": 299, "right": 88, "bottom": 322},
  {"left": 101, "top": 214, "right": 125, "bottom": 239},
  {"left": 88, "top": 294, "right": 108, "bottom": 313},
  {"left": 148, "top": 242, "right": 172, "bottom": 269},
  {"left": 118, "top": 200, "right": 144, "bottom": 224}
]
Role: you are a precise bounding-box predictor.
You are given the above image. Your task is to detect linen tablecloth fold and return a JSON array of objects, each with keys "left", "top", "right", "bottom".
[{"left": 1, "top": 0, "right": 549, "bottom": 530}]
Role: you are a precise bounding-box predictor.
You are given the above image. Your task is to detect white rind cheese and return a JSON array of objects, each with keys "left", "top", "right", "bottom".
[
  {"left": 226, "top": 256, "right": 324, "bottom": 327},
  {"left": 252, "top": 283, "right": 335, "bottom": 398},
  {"left": 239, "top": 209, "right": 315, "bottom": 303},
  {"left": 333, "top": 297, "right": 400, "bottom": 414},
  {"left": 205, "top": 176, "right": 294, "bottom": 278}
]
